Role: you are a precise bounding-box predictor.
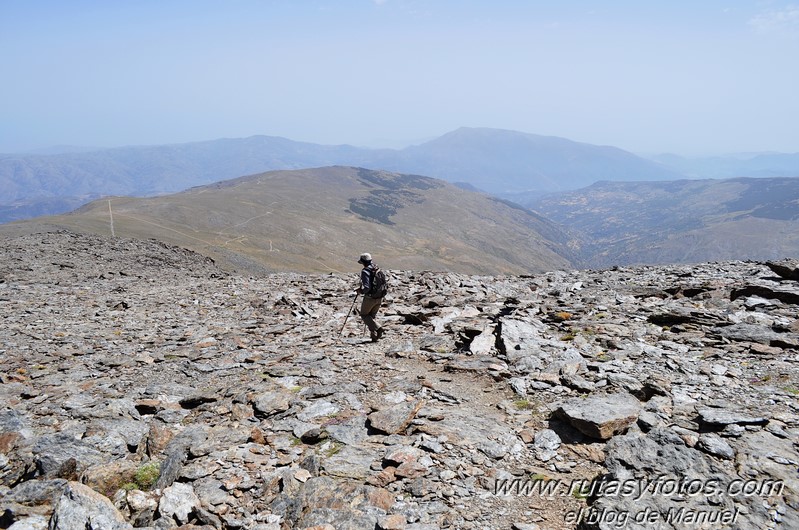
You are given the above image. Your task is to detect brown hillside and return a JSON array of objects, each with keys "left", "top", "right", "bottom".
[{"left": 3, "top": 166, "right": 574, "bottom": 275}]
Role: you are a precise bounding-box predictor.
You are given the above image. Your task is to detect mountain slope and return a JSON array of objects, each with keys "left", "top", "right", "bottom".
[
  {"left": 2, "top": 166, "right": 575, "bottom": 274},
  {"left": 530, "top": 177, "right": 799, "bottom": 267}
]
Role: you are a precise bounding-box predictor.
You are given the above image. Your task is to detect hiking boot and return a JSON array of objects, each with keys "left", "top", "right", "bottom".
[{"left": 370, "top": 328, "right": 384, "bottom": 342}]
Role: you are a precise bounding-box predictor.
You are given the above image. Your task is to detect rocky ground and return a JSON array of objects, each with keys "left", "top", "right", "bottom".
[{"left": 0, "top": 231, "right": 797, "bottom": 530}]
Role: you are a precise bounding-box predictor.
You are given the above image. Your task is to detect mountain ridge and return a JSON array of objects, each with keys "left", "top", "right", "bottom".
[
  {"left": 0, "top": 128, "right": 686, "bottom": 223},
  {"left": 386, "top": 127, "right": 685, "bottom": 193},
  {"left": 2, "top": 166, "right": 575, "bottom": 275}
]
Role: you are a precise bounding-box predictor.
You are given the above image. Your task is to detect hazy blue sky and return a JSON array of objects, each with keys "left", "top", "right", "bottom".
[{"left": 1, "top": 0, "right": 798, "bottom": 155}]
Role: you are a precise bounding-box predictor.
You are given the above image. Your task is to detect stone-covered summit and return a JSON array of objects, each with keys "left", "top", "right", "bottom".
[{"left": 0, "top": 231, "right": 796, "bottom": 529}]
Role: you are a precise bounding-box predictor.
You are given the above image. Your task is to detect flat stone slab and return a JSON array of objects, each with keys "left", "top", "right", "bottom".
[
  {"left": 368, "top": 400, "right": 424, "bottom": 435},
  {"left": 554, "top": 392, "right": 641, "bottom": 440},
  {"left": 697, "top": 407, "right": 769, "bottom": 427},
  {"left": 325, "top": 416, "right": 369, "bottom": 446},
  {"left": 322, "top": 445, "right": 377, "bottom": 479},
  {"left": 252, "top": 391, "right": 291, "bottom": 417},
  {"left": 766, "top": 260, "right": 799, "bottom": 281},
  {"left": 713, "top": 323, "right": 798, "bottom": 346}
]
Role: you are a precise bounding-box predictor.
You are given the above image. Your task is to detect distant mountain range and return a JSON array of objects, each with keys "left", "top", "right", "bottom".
[
  {"left": 649, "top": 152, "right": 799, "bottom": 179},
  {"left": 4, "top": 128, "right": 799, "bottom": 271},
  {"left": 0, "top": 127, "right": 688, "bottom": 223},
  {"left": 0, "top": 167, "right": 574, "bottom": 275},
  {"left": 363, "top": 127, "right": 686, "bottom": 193}
]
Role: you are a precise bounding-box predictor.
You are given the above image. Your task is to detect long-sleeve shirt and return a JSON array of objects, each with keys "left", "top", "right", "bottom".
[{"left": 360, "top": 264, "right": 376, "bottom": 297}]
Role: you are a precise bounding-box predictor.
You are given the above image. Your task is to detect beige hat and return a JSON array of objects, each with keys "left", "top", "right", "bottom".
[{"left": 358, "top": 253, "right": 372, "bottom": 263}]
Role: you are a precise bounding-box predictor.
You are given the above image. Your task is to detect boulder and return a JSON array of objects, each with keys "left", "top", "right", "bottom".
[
  {"left": 554, "top": 393, "right": 641, "bottom": 440},
  {"left": 49, "top": 481, "right": 132, "bottom": 530},
  {"left": 368, "top": 400, "right": 424, "bottom": 435}
]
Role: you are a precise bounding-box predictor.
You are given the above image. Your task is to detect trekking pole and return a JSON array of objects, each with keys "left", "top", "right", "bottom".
[{"left": 339, "top": 293, "right": 359, "bottom": 336}]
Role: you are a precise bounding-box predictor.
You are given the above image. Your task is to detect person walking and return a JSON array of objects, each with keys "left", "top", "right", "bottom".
[{"left": 355, "top": 252, "right": 386, "bottom": 342}]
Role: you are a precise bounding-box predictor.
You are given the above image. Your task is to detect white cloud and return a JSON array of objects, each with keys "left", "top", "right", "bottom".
[
  {"left": 373, "top": 0, "right": 389, "bottom": 5},
  {"left": 748, "top": 4, "right": 799, "bottom": 37}
]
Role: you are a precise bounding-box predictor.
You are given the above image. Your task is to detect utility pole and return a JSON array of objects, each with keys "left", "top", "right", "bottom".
[{"left": 108, "top": 200, "right": 115, "bottom": 237}]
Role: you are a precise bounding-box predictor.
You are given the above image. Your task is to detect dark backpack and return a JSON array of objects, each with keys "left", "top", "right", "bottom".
[{"left": 368, "top": 266, "right": 388, "bottom": 298}]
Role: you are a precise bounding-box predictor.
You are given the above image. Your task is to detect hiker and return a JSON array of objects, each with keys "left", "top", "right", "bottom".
[{"left": 355, "top": 252, "right": 386, "bottom": 342}]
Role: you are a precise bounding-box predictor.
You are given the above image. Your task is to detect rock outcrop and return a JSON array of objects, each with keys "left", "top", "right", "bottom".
[{"left": 0, "top": 231, "right": 796, "bottom": 529}]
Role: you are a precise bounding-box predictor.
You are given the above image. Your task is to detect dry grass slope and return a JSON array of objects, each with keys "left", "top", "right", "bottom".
[{"left": 2, "top": 166, "right": 575, "bottom": 275}]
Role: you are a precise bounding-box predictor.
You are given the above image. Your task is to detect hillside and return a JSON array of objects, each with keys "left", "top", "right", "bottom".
[
  {"left": 0, "top": 129, "right": 683, "bottom": 223},
  {"left": 1, "top": 231, "right": 796, "bottom": 529},
  {"left": 0, "top": 166, "right": 575, "bottom": 275},
  {"left": 529, "top": 177, "right": 799, "bottom": 268}
]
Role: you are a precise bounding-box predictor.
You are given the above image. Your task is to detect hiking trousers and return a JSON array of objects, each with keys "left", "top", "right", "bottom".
[{"left": 359, "top": 295, "right": 383, "bottom": 337}]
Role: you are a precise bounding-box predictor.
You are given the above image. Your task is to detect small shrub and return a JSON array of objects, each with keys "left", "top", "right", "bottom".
[
  {"left": 513, "top": 399, "right": 534, "bottom": 410},
  {"left": 322, "top": 441, "right": 342, "bottom": 457},
  {"left": 572, "top": 485, "right": 590, "bottom": 501},
  {"left": 133, "top": 462, "right": 160, "bottom": 491}
]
